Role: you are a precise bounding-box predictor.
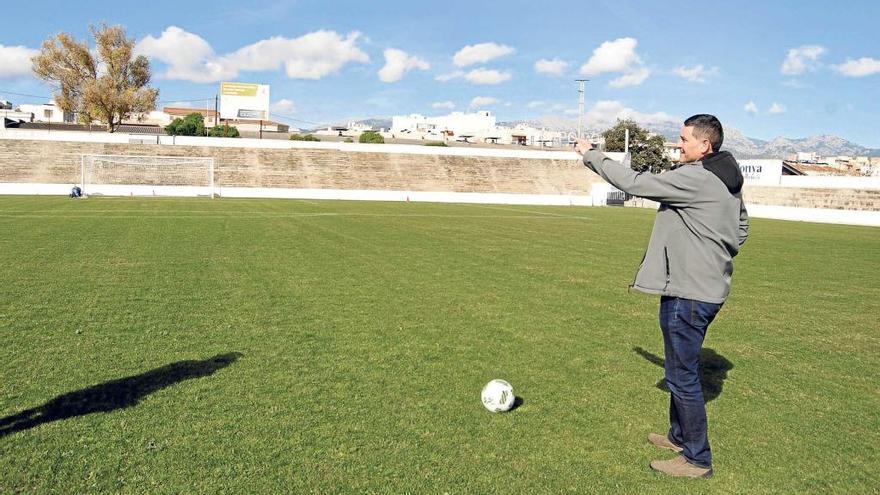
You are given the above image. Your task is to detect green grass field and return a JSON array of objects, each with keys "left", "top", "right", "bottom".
[{"left": 1, "top": 196, "right": 878, "bottom": 493}]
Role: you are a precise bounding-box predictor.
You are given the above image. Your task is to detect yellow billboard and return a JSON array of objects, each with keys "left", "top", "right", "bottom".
[{"left": 220, "top": 82, "right": 259, "bottom": 97}]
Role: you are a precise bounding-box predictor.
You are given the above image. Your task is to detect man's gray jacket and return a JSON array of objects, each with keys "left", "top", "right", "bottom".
[{"left": 582, "top": 150, "right": 749, "bottom": 304}]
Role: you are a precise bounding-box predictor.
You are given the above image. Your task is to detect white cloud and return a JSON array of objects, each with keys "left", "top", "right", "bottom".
[
  {"left": 0, "top": 44, "right": 39, "bottom": 79},
  {"left": 271, "top": 98, "right": 295, "bottom": 113},
  {"left": 744, "top": 101, "right": 758, "bottom": 114},
  {"left": 435, "top": 71, "right": 463, "bottom": 82},
  {"left": 584, "top": 100, "right": 679, "bottom": 129},
  {"left": 673, "top": 64, "right": 718, "bottom": 83},
  {"left": 833, "top": 57, "right": 880, "bottom": 77},
  {"left": 580, "top": 37, "right": 641, "bottom": 76},
  {"left": 781, "top": 45, "right": 826, "bottom": 75},
  {"left": 220, "top": 30, "right": 369, "bottom": 79},
  {"left": 535, "top": 58, "right": 568, "bottom": 76},
  {"left": 768, "top": 102, "right": 786, "bottom": 115},
  {"left": 609, "top": 67, "right": 651, "bottom": 88},
  {"left": 436, "top": 68, "right": 511, "bottom": 85},
  {"left": 470, "top": 96, "right": 499, "bottom": 108},
  {"left": 528, "top": 101, "right": 572, "bottom": 113},
  {"left": 135, "top": 26, "right": 235, "bottom": 82},
  {"left": 378, "top": 48, "right": 429, "bottom": 83},
  {"left": 453, "top": 42, "right": 514, "bottom": 67},
  {"left": 579, "top": 37, "right": 650, "bottom": 88},
  {"left": 432, "top": 101, "right": 455, "bottom": 110},
  {"left": 464, "top": 68, "right": 511, "bottom": 85},
  {"left": 136, "top": 26, "right": 369, "bottom": 83}
]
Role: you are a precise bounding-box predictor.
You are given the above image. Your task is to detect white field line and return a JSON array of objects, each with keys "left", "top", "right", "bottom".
[
  {"left": 473, "top": 203, "right": 593, "bottom": 219},
  {"left": 0, "top": 212, "right": 594, "bottom": 220}
]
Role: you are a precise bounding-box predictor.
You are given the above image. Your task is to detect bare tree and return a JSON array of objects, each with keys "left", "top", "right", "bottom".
[{"left": 32, "top": 24, "right": 158, "bottom": 132}]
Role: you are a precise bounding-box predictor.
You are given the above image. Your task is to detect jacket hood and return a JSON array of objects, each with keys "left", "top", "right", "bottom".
[{"left": 700, "top": 151, "right": 743, "bottom": 194}]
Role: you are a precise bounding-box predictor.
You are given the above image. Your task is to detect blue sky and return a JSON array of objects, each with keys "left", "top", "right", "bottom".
[{"left": 1, "top": 0, "right": 879, "bottom": 146}]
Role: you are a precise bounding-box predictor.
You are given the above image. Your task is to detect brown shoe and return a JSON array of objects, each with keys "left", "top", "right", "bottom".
[
  {"left": 650, "top": 455, "right": 713, "bottom": 478},
  {"left": 648, "top": 433, "right": 683, "bottom": 453}
]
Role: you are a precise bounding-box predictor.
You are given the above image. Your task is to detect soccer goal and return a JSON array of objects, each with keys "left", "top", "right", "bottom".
[{"left": 80, "top": 154, "right": 215, "bottom": 198}]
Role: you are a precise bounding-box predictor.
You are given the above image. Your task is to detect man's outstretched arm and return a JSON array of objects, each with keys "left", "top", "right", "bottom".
[{"left": 575, "top": 143, "right": 704, "bottom": 207}]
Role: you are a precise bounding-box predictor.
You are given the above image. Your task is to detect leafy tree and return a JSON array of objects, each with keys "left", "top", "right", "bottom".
[
  {"left": 358, "top": 131, "right": 384, "bottom": 144},
  {"left": 32, "top": 24, "right": 158, "bottom": 132},
  {"left": 209, "top": 125, "right": 240, "bottom": 138},
  {"left": 601, "top": 119, "right": 672, "bottom": 174},
  {"left": 166, "top": 113, "right": 206, "bottom": 136},
  {"left": 290, "top": 133, "right": 320, "bottom": 141}
]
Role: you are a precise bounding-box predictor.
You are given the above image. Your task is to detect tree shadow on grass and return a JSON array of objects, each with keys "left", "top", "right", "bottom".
[
  {"left": 0, "top": 352, "right": 242, "bottom": 438},
  {"left": 633, "top": 347, "right": 733, "bottom": 402}
]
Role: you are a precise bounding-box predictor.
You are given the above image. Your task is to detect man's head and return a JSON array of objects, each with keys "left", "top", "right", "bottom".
[{"left": 679, "top": 114, "right": 723, "bottom": 163}]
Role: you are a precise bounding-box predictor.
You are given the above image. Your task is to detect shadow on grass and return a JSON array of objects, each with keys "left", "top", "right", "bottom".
[
  {"left": 633, "top": 347, "right": 732, "bottom": 402},
  {"left": 0, "top": 352, "right": 242, "bottom": 438},
  {"left": 510, "top": 396, "right": 525, "bottom": 411}
]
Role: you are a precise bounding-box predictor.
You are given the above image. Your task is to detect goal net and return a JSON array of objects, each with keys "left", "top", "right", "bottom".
[{"left": 80, "top": 154, "right": 215, "bottom": 197}]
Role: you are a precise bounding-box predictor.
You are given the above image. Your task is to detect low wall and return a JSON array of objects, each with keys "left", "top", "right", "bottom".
[
  {"left": 1, "top": 130, "right": 878, "bottom": 226},
  {"left": 744, "top": 186, "right": 880, "bottom": 211},
  {"left": 0, "top": 133, "right": 597, "bottom": 195}
]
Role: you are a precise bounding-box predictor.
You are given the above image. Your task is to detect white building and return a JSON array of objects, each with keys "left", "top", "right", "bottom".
[
  {"left": 315, "top": 121, "right": 374, "bottom": 138},
  {"left": 496, "top": 123, "right": 566, "bottom": 147},
  {"left": 797, "top": 151, "right": 817, "bottom": 163},
  {"left": 389, "top": 111, "right": 566, "bottom": 147},
  {"left": 17, "top": 101, "right": 74, "bottom": 123},
  {"left": 391, "top": 111, "right": 497, "bottom": 140},
  {"left": 1, "top": 109, "right": 33, "bottom": 125},
  {"left": 664, "top": 142, "right": 682, "bottom": 162}
]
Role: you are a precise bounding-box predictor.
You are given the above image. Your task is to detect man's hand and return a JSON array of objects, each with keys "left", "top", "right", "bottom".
[{"left": 573, "top": 138, "right": 594, "bottom": 156}]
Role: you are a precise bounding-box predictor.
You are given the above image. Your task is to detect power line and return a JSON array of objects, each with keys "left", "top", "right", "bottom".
[
  {"left": 1, "top": 88, "right": 327, "bottom": 128},
  {"left": 270, "top": 112, "right": 323, "bottom": 127},
  {"left": 0, "top": 89, "right": 52, "bottom": 100}
]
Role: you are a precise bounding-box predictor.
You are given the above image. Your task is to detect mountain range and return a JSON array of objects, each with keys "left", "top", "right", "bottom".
[{"left": 338, "top": 117, "right": 879, "bottom": 159}]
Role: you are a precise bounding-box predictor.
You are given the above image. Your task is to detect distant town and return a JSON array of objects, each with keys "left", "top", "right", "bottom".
[{"left": 2, "top": 98, "right": 878, "bottom": 177}]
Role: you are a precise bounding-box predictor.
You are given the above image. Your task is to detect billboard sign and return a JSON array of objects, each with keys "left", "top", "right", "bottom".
[
  {"left": 739, "top": 159, "right": 782, "bottom": 186},
  {"left": 219, "top": 82, "right": 269, "bottom": 120}
]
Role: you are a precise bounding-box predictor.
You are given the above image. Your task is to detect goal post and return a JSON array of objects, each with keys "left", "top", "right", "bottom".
[{"left": 80, "top": 154, "right": 215, "bottom": 198}]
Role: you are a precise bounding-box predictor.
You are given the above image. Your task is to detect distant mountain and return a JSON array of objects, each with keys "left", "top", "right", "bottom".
[
  {"left": 356, "top": 118, "right": 392, "bottom": 130},
  {"left": 351, "top": 116, "right": 880, "bottom": 158},
  {"left": 755, "top": 134, "right": 878, "bottom": 159}
]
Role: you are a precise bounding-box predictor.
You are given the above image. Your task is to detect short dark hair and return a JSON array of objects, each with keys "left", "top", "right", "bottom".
[{"left": 684, "top": 114, "right": 723, "bottom": 152}]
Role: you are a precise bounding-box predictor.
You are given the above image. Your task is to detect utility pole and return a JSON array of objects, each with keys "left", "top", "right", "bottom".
[{"left": 575, "top": 79, "right": 589, "bottom": 139}]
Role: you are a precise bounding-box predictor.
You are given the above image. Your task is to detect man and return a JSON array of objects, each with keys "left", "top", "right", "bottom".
[{"left": 574, "top": 114, "right": 749, "bottom": 478}]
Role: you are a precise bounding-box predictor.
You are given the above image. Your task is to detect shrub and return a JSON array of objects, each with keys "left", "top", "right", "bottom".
[
  {"left": 209, "top": 125, "right": 240, "bottom": 138},
  {"left": 358, "top": 131, "right": 384, "bottom": 144},
  {"left": 166, "top": 113, "right": 206, "bottom": 136},
  {"left": 424, "top": 141, "right": 448, "bottom": 147},
  {"left": 290, "top": 133, "right": 320, "bottom": 141}
]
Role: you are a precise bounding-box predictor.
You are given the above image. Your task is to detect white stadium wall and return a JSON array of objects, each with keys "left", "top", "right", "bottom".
[{"left": 0, "top": 128, "right": 878, "bottom": 227}]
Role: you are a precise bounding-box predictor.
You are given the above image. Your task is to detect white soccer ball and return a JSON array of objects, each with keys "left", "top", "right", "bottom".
[{"left": 481, "top": 379, "right": 515, "bottom": 412}]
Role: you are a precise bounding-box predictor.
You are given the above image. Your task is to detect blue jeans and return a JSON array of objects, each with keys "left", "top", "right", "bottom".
[{"left": 659, "top": 296, "right": 723, "bottom": 468}]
